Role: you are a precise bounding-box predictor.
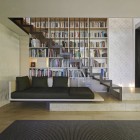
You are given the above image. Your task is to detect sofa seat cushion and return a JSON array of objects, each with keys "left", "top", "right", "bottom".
[
  {"left": 11, "top": 87, "right": 94, "bottom": 99},
  {"left": 11, "top": 87, "right": 70, "bottom": 99},
  {"left": 16, "top": 87, "right": 69, "bottom": 93},
  {"left": 11, "top": 92, "right": 70, "bottom": 99},
  {"left": 69, "top": 87, "right": 94, "bottom": 99}
]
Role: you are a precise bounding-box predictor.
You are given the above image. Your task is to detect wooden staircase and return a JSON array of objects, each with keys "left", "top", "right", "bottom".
[
  {"left": 9, "top": 18, "right": 33, "bottom": 34},
  {"left": 9, "top": 18, "right": 48, "bottom": 43}
]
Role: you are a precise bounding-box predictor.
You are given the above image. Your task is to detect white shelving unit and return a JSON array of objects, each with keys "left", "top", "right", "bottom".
[{"left": 28, "top": 17, "right": 108, "bottom": 79}]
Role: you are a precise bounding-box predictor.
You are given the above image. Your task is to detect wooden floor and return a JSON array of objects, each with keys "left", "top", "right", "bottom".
[{"left": 1, "top": 102, "right": 140, "bottom": 133}]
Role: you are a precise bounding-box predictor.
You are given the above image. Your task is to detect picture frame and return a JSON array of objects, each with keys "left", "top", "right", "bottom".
[{"left": 31, "top": 62, "right": 36, "bottom": 67}]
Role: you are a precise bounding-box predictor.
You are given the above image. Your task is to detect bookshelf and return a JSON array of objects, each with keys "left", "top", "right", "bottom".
[{"left": 28, "top": 17, "right": 108, "bottom": 78}]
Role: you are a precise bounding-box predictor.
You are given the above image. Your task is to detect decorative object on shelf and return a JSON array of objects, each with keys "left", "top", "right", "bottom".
[{"left": 30, "top": 62, "right": 36, "bottom": 67}]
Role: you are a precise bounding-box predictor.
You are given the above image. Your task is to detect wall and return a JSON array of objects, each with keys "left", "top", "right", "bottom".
[
  {"left": 20, "top": 36, "right": 29, "bottom": 76},
  {"left": 0, "top": 23, "right": 20, "bottom": 107},
  {"left": 109, "top": 18, "right": 134, "bottom": 87},
  {"left": 0, "top": 0, "right": 140, "bottom": 17}
]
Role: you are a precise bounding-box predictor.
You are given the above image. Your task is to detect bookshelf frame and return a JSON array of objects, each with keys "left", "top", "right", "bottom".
[{"left": 28, "top": 17, "right": 108, "bottom": 79}]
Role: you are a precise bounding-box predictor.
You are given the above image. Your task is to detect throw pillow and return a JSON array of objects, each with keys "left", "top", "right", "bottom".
[
  {"left": 16, "top": 76, "right": 30, "bottom": 91},
  {"left": 53, "top": 76, "right": 68, "bottom": 87},
  {"left": 32, "top": 76, "right": 48, "bottom": 87}
]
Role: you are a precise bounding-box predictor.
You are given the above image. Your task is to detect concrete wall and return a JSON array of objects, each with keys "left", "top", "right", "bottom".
[
  {"left": 109, "top": 18, "right": 134, "bottom": 87},
  {"left": 0, "top": 23, "right": 20, "bottom": 107}
]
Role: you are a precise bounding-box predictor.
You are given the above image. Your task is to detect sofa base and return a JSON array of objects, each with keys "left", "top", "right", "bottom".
[{"left": 10, "top": 93, "right": 104, "bottom": 102}]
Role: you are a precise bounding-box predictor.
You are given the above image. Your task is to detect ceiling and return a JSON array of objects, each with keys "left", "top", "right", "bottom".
[{"left": 0, "top": 0, "right": 140, "bottom": 35}]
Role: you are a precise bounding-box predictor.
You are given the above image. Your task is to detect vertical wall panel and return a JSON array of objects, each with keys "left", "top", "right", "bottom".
[
  {"left": 20, "top": 36, "right": 29, "bottom": 76},
  {"left": 109, "top": 18, "right": 134, "bottom": 87},
  {"left": 0, "top": 23, "right": 19, "bottom": 107}
]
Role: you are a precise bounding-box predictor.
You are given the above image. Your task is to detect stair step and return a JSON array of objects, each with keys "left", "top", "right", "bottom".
[
  {"left": 122, "top": 87, "right": 140, "bottom": 100},
  {"left": 50, "top": 100, "right": 140, "bottom": 111}
]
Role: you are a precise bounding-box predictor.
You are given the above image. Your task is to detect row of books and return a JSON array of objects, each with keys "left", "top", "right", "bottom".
[
  {"left": 29, "top": 49, "right": 48, "bottom": 57},
  {"left": 29, "top": 48, "right": 106, "bottom": 58},
  {"left": 55, "top": 41, "right": 105, "bottom": 48},
  {"left": 69, "top": 62, "right": 80, "bottom": 68},
  {"left": 51, "top": 31, "right": 107, "bottom": 38},
  {"left": 73, "top": 50, "right": 89, "bottom": 58},
  {"left": 28, "top": 19, "right": 106, "bottom": 28},
  {"left": 31, "top": 21, "right": 69, "bottom": 28},
  {"left": 60, "top": 41, "right": 88, "bottom": 48},
  {"left": 81, "top": 59, "right": 89, "bottom": 67},
  {"left": 50, "top": 31, "right": 89, "bottom": 38},
  {"left": 90, "top": 41, "right": 106, "bottom": 48},
  {"left": 31, "top": 21, "right": 107, "bottom": 29},
  {"left": 29, "top": 68, "right": 69, "bottom": 77},
  {"left": 90, "top": 31, "right": 107, "bottom": 38},
  {"left": 31, "top": 22, "right": 48, "bottom": 28},
  {"left": 50, "top": 22, "right": 68, "bottom": 28},
  {"left": 48, "top": 49, "right": 61, "bottom": 57},
  {"left": 69, "top": 70, "right": 84, "bottom": 77},
  {"left": 91, "top": 60, "right": 107, "bottom": 67},
  {"left": 51, "top": 31, "right": 68, "bottom": 38},
  {"left": 44, "top": 57, "right": 108, "bottom": 68},
  {"left": 90, "top": 21, "right": 106, "bottom": 28},
  {"left": 50, "top": 69, "right": 68, "bottom": 77},
  {"left": 33, "top": 21, "right": 88, "bottom": 28},
  {"left": 70, "top": 41, "right": 88, "bottom": 48},
  {"left": 49, "top": 59, "right": 70, "bottom": 67},
  {"left": 70, "top": 31, "right": 88, "bottom": 38},
  {"left": 69, "top": 21, "right": 88, "bottom": 28},
  {"left": 29, "top": 68, "right": 48, "bottom": 77},
  {"left": 29, "top": 68, "right": 107, "bottom": 77},
  {"left": 90, "top": 49, "right": 107, "bottom": 57},
  {"left": 101, "top": 69, "right": 108, "bottom": 77}
]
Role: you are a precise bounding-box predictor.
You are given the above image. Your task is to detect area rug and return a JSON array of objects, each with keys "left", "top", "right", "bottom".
[{"left": 0, "top": 120, "right": 140, "bottom": 140}]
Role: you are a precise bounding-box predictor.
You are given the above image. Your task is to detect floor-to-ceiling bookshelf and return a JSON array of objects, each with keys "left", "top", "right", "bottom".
[{"left": 27, "top": 17, "right": 108, "bottom": 79}]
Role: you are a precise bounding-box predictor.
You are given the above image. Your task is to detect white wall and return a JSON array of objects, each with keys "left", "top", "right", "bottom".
[
  {"left": 109, "top": 18, "right": 134, "bottom": 87},
  {"left": 20, "top": 36, "right": 29, "bottom": 76},
  {"left": 0, "top": 23, "right": 20, "bottom": 107}
]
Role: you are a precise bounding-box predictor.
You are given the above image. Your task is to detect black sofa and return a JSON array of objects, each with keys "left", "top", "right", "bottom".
[{"left": 10, "top": 76, "right": 94, "bottom": 101}]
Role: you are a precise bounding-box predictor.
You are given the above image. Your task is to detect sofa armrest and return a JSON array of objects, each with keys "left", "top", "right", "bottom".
[{"left": 9, "top": 80, "right": 16, "bottom": 100}]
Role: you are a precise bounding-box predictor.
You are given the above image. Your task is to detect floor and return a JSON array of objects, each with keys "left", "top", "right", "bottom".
[
  {"left": 1, "top": 101, "right": 140, "bottom": 133},
  {"left": 1, "top": 87, "right": 140, "bottom": 133}
]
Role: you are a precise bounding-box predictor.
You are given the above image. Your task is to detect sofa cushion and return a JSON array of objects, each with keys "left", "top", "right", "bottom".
[
  {"left": 16, "top": 76, "right": 30, "bottom": 91},
  {"left": 11, "top": 87, "right": 70, "bottom": 99},
  {"left": 53, "top": 76, "right": 68, "bottom": 87},
  {"left": 32, "top": 76, "right": 48, "bottom": 88},
  {"left": 69, "top": 87, "right": 94, "bottom": 99},
  {"left": 17, "top": 87, "right": 69, "bottom": 94}
]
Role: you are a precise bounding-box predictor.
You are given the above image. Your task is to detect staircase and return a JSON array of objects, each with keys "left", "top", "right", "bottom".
[
  {"left": 10, "top": 18, "right": 32, "bottom": 34},
  {"left": 90, "top": 73, "right": 122, "bottom": 101},
  {"left": 9, "top": 18, "right": 48, "bottom": 43}
]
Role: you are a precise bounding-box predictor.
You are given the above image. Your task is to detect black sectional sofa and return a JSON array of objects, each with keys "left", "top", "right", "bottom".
[{"left": 10, "top": 76, "right": 95, "bottom": 101}]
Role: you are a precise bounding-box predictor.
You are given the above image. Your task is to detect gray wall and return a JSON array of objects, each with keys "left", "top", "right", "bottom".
[
  {"left": 0, "top": 0, "right": 140, "bottom": 17},
  {"left": 109, "top": 18, "right": 134, "bottom": 87}
]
